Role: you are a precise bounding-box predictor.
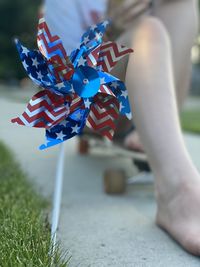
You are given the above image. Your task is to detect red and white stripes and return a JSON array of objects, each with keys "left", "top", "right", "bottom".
[
  {"left": 97, "top": 41, "right": 133, "bottom": 72},
  {"left": 87, "top": 94, "right": 119, "bottom": 140},
  {"left": 11, "top": 90, "right": 69, "bottom": 129},
  {"left": 37, "top": 17, "right": 74, "bottom": 81}
]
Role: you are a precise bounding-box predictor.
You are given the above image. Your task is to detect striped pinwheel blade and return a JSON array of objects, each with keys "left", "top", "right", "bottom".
[
  {"left": 97, "top": 41, "right": 133, "bottom": 72},
  {"left": 11, "top": 90, "right": 70, "bottom": 129},
  {"left": 37, "top": 17, "right": 74, "bottom": 81},
  {"left": 85, "top": 45, "right": 101, "bottom": 67},
  {"left": 86, "top": 90, "right": 120, "bottom": 140}
]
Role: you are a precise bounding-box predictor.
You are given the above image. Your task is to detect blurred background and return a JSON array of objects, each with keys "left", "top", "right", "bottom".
[
  {"left": 0, "top": 0, "right": 41, "bottom": 83},
  {"left": 0, "top": 0, "right": 199, "bottom": 85}
]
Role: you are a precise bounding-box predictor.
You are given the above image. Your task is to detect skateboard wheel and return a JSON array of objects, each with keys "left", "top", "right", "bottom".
[
  {"left": 104, "top": 169, "right": 126, "bottom": 194},
  {"left": 78, "top": 138, "right": 89, "bottom": 154}
]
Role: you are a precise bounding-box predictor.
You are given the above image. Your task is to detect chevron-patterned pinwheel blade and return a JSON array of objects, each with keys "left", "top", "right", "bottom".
[
  {"left": 37, "top": 17, "right": 74, "bottom": 81},
  {"left": 87, "top": 92, "right": 119, "bottom": 140},
  {"left": 37, "top": 17, "right": 67, "bottom": 60},
  {"left": 85, "top": 45, "right": 101, "bottom": 67},
  {"left": 11, "top": 90, "right": 70, "bottom": 129},
  {"left": 97, "top": 41, "right": 133, "bottom": 72},
  {"left": 69, "top": 94, "right": 85, "bottom": 114}
]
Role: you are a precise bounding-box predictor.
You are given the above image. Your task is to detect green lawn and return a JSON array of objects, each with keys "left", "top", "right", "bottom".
[
  {"left": 0, "top": 142, "right": 69, "bottom": 266},
  {"left": 181, "top": 109, "right": 200, "bottom": 135}
]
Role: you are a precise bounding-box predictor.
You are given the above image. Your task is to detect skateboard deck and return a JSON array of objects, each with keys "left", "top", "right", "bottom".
[
  {"left": 79, "top": 132, "right": 147, "bottom": 161},
  {"left": 79, "top": 132, "right": 150, "bottom": 169}
]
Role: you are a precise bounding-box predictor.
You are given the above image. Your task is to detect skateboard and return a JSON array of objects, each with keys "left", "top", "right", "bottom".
[{"left": 78, "top": 133, "right": 151, "bottom": 195}]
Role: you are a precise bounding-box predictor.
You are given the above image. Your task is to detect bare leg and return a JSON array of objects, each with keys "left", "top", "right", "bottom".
[
  {"left": 115, "top": 0, "right": 198, "bottom": 151},
  {"left": 125, "top": 13, "right": 200, "bottom": 255},
  {"left": 153, "top": 0, "right": 199, "bottom": 109}
]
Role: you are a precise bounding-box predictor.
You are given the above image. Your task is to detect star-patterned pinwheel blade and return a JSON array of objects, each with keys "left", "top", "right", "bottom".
[
  {"left": 69, "top": 44, "right": 101, "bottom": 70},
  {"left": 11, "top": 90, "right": 70, "bottom": 129},
  {"left": 40, "top": 109, "right": 89, "bottom": 150},
  {"left": 98, "top": 71, "right": 119, "bottom": 85},
  {"left": 71, "top": 21, "right": 110, "bottom": 69},
  {"left": 108, "top": 81, "right": 132, "bottom": 120},
  {"left": 15, "top": 39, "right": 54, "bottom": 87},
  {"left": 15, "top": 39, "right": 73, "bottom": 96},
  {"left": 81, "top": 20, "right": 110, "bottom": 49},
  {"left": 37, "top": 17, "right": 74, "bottom": 81}
]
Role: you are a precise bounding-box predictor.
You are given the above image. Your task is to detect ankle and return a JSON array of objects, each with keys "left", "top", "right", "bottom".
[{"left": 154, "top": 160, "right": 199, "bottom": 203}]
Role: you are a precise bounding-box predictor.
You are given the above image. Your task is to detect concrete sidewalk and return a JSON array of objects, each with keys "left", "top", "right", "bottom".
[{"left": 0, "top": 97, "right": 200, "bottom": 267}]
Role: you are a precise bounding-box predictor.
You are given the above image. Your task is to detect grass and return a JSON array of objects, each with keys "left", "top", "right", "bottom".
[
  {"left": 0, "top": 142, "right": 69, "bottom": 267},
  {"left": 181, "top": 108, "right": 200, "bottom": 135}
]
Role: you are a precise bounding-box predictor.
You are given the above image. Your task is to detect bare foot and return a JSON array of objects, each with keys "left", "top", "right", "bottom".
[
  {"left": 124, "top": 130, "right": 144, "bottom": 152},
  {"left": 155, "top": 170, "right": 200, "bottom": 256}
]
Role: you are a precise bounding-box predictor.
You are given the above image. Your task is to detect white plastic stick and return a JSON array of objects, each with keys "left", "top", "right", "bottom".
[{"left": 51, "top": 143, "right": 65, "bottom": 254}]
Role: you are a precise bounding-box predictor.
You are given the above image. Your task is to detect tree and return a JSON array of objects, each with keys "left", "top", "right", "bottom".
[{"left": 0, "top": 0, "right": 41, "bottom": 81}]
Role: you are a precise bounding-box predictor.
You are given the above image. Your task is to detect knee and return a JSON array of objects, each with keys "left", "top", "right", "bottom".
[{"left": 132, "top": 17, "right": 170, "bottom": 48}]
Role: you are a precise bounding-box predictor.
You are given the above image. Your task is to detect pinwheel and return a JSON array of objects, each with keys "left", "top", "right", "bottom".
[
  {"left": 12, "top": 17, "right": 133, "bottom": 150},
  {"left": 11, "top": 16, "right": 135, "bottom": 255}
]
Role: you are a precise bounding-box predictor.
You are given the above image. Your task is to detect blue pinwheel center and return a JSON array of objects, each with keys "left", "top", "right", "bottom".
[{"left": 72, "top": 66, "right": 100, "bottom": 98}]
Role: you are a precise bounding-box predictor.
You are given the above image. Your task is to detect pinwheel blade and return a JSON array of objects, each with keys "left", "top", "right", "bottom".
[
  {"left": 81, "top": 20, "right": 110, "bottom": 49},
  {"left": 69, "top": 93, "right": 85, "bottom": 113},
  {"left": 108, "top": 81, "right": 132, "bottom": 120},
  {"left": 40, "top": 111, "right": 88, "bottom": 150},
  {"left": 98, "top": 71, "right": 119, "bottom": 85},
  {"left": 15, "top": 39, "right": 53, "bottom": 87},
  {"left": 97, "top": 41, "right": 133, "bottom": 72},
  {"left": 37, "top": 17, "right": 74, "bottom": 81},
  {"left": 98, "top": 84, "right": 116, "bottom": 97},
  {"left": 37, "top": 17, "right": 67, "bottom": 60},
  {"left": 86, "top": 93, "right": 119, "bottom": 140},
  {"left": 11, "top": 90, "right": 70, "bottom": 129},
  {"left": 85, "top": 45, "right": 101, "bottom": 67},
  {"left": 15, "top": 39, "right": 73, "bottom": 96}
]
